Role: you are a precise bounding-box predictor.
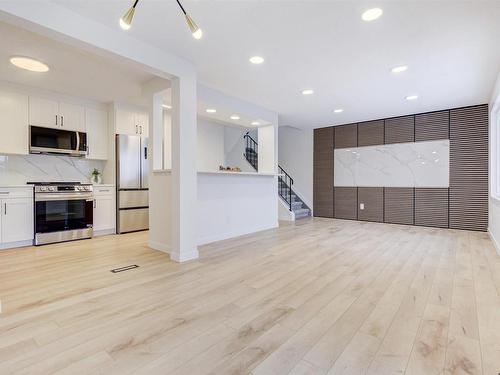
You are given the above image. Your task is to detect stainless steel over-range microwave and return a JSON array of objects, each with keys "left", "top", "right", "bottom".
[{"left": 29, "top": 125, "right": 88, "bottom": 157}]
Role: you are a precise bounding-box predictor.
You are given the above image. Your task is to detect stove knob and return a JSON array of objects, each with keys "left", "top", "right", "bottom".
[
  {"left": 75, "top": 186, "right": 82, "bottom": 191},
  {"left": 49, "top": 186, "right": 57, "bottom": 192},
  {"left": 40, "top": 186, "right": 47, "bottom": 192}
]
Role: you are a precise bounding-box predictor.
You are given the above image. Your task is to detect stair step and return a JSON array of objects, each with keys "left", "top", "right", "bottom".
[{"left": 294, "top": 208, "right": 311, "bottom": 219}]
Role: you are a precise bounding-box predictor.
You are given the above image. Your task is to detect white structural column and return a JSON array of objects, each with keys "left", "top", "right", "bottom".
[
  {"left": 258, "top": 125, "right": 278, "bottom": 173},
  {"left": 170, "top": 76, "right": 199, "bottom": 261}
]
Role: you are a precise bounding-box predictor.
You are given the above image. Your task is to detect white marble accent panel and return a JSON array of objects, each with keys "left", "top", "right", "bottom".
[
  {"left": 334, "top": 140, "right": 449, "bottom": 187},
  {"left": 0, "top": 154, "right": 106, "bottom": 185}
]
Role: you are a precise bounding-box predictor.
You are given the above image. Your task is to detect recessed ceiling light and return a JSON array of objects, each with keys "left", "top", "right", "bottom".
[
  {"left": 361, "top": 8, "right": 383, "bottom": 21},
  {"left": 391, "top": 65, "right": 408, "bottom": 73},
  {"left": 10, "top": 56, "right": 49, "bottom": 72},
  {"left": 334, "top": 109, "right": 344, "bottom": 113},
  {"left": 301, "top": 89, "right": 314, "bottom": 95},
  {"left": 251, "top": 121, "right": 260, "bottom": 126},
  {"left": 405, "top": 95, "right": 419, "bottom": 100},
  {"left": 162, "top": 104, "right": 172, "bottom": 109},
  {"left": 206, "top": 108, "right": 216, "bottom": 113},
  {"left": 230, "top": 115, "right": 240, "bottom": 120},
  {"left": 249, "top": 56, "right": 264, "bottom": 64}
]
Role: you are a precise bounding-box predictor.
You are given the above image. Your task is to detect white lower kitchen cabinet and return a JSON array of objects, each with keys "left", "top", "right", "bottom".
[
  {"left": 93, "top": 185, "right": 116, "bottom": 236},
  {"left": 0, "top": 187, "right": 34, "bottom": 249}
]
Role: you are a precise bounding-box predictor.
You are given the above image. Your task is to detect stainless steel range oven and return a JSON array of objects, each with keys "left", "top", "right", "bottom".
[{"left": 30, "top": 182, "right": 93, "bottom": 245}]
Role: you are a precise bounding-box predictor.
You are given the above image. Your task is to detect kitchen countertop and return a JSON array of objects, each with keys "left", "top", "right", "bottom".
[
  {"left": 198, "top": 171, "right": 282, "bottom": 177},
  {"left": 0, "top": 185, "right": 34, "bottom": 188}
]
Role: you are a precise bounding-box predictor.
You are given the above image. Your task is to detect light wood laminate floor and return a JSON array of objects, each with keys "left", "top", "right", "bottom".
[{"left": 0, "top": 218, "right": 499, "bottom": 375}]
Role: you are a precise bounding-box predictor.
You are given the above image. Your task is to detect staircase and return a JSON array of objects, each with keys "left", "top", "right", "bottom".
[{"left": 243, "top": 132, "right": 311, "bottom": 220}]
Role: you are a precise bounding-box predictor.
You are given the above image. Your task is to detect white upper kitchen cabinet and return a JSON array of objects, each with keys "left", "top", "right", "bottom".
[
  {"left": 29, "top": 96, "right": 85, "bottom": 131},
  {"left": 1, "top": 198, "right": 33, "bottom": 244},
  {"left": 29, "top": 96, "right": 59, "bottom": 128},
  {"left": 59, "top": 102, "right": 85, "bottom": 131},
  {"left": 115, "top": 108, "right": 137, "bottom": 136},
  {"left": 86, "top": 108, "right": 108, "bottom": 160},
  {"left": 0, "top": 90, "right": 29, "bottom": 155},
  {"left": 136, "top": 112, "right": 149, "bottom": 137},
  {"left": 115, "top": 108, "right": 149, "bottom": 136}
]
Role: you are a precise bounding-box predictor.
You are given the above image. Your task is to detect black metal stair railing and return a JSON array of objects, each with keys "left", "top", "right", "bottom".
[
  {"left": 243, "top": 132, "right": 258, "bottom": 171},
  {"left": 243, "top": 132, "right": 296, "bottom": 212},
  {"left": 278, "top": 166, "right": 294, "bottom": 211}
]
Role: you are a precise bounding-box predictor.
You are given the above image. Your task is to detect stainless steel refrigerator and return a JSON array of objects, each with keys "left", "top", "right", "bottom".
[{"left": 116, "top": 134, "right": 149, "bottom": 233}]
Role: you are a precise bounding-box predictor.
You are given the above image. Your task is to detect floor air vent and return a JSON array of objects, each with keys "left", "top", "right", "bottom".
[{"left": 110, "top": 265, "right": 139, "bottom": 273}]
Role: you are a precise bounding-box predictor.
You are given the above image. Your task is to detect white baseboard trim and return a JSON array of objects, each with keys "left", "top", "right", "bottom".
[
  {"left": 0, "top": 239, "right": 33, "bottom": 250},
  {"left": 197, "top": 222, "right": 279, "bottom": 246},
  {"left": 93, "top": 228, "right": 115, "bottom": 237},
  {"left": 487, "top": 228, "right": 500, "bottom": 257},
  {"left": 170, "top": 249, "right": 200, "bottom": 263},
  {"left": 148, "top": 240, "right": 171, "bottom": 254}
]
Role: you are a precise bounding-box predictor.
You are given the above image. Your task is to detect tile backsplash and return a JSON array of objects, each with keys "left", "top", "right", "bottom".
[{"left": 0, "top": 154, "right": 107, "bottom": 185}]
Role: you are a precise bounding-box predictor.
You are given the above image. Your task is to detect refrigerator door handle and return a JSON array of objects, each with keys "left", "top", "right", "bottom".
[{"left": 144, "top": 146, "right": 148, "bottom": 159}]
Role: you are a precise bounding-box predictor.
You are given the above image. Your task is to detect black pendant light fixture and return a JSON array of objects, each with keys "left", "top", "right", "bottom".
[{"left": 120, "top": 0, "right": 203, "bottom": 40}]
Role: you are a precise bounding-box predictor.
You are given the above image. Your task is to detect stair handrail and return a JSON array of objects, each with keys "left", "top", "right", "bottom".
[
  {"left": 243, "top": 132, "right": 259, "bottom": 170},
  {"left": 243, "top": 133, "right": 297, "bottom": 212},
  {"left": 278, "top": 165, "right": 294, "bottom": 211}
]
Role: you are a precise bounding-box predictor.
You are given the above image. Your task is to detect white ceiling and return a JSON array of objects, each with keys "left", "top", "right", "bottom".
[
  {"left": 0, "top": 21, "right": 155, "bottom": 105},
  {"left": 52, "top": 0, "right": 500, "bottom": 129}
]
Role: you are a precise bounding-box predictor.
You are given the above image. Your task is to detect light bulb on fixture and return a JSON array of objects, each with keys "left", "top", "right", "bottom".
[
  {"left": 230, "top": 115, "right": 240, "bottom": 120},
  {"left": 175, "top": 0, "right": 202, "bottom": 39},
  {"left": 185, "top": 13, "right": 202, "bottom": 39},
  {"left": 119, "top": 0, "right": 139, "bottom": 30}
]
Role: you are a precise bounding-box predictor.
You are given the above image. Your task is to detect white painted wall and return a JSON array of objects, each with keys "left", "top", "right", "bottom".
[
  {"left": 278, "top": 126, "right": 313, "bottom": 208},
  {"left": 197, "top": 119, "right": 225, "bottom": 171},
  {"left": 197, "top": 173, "right": 278, "bottom": 245},
  {"left": 488, "top": 71, "right": 500, "bottom": 255}
]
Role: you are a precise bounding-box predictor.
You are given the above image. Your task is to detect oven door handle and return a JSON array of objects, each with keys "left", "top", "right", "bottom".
[{"left": 35, "top": 193, "right": 94, "bottom": 201}]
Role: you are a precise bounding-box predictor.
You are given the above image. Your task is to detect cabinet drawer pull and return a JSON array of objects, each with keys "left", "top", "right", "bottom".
[
  {"left": 55, "top": 115, "right": 58, "bottom": 126},
  {"left": 98, "top": 189, "right": 110, "bottom": 192},
  {"left": 4, "top": 203, "right": 6, "bottom": 215},
  {"left": 61, "top": 116, "right": 64, "bottom": 127},
  {"left": 0, "top": 192, "right": 9, "bottom": 194},
  {"left": 93, "top": 199, "right": 97, "bottom": 209}
]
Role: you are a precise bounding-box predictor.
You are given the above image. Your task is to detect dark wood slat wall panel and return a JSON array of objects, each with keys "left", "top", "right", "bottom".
[
  {"left": 334, "top": 124, "right": 358, "bottom": 149},
  {"left": 384, "top": 188, "right": 414, "bottom": 225},
  {"left": 415, "top": 110, "right": 449, "bottom": 141},
  {"left": 384, "top": 115, "right": 415, "bottom": 144},
  {"left": 313, "top": 127, "right": 334, "bottom": 218},
  {"left": 312, "top": 104, "right": 488, "bottom": 231},
  {"left": 415, "top": 188, "right": 449, "bottom": 228},
  {"left": 334, "top": 187, "right": 357, "bottom": 220},
  {"left": 449, "top": 105, "right": 488, "bottom": 231},
  {"left": 358, "top": 187, "right": 384, "bottom": 222},
  {"left": 357, "top": 120, "right": 384, "bottom": 147}
]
